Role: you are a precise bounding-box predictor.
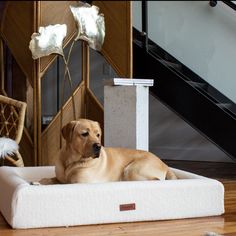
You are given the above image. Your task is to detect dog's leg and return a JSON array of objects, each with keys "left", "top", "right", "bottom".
[
  {"left": 121, "top": 159, "right": 167, "bottom": 181},
  {"left": 122, "top": 164, "right": 151, "bottom": 181},
  {"left": 39, "top": 177, "right": 60, "bottom": 185},
  {"left": 166, "top": 168, "right": 178, "bottom": 180}
]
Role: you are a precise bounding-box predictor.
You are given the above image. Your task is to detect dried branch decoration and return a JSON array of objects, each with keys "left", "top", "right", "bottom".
[
  {"left": 29, "top": 24, "right": 67, "bottom": 59},
  {"left": 70, "top": 2, "right": 105, "bottom": 51}
]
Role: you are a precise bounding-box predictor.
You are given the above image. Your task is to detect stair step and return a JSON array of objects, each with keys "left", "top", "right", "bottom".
[
  {"left": 160, "top": 59, "right": 182, "bottom": 70},
  {"left": 216, "top": 103, "right": 232, "bottom": 110},
  {"left": 187, "top": 81, "right": 208, "bottom": 90}
]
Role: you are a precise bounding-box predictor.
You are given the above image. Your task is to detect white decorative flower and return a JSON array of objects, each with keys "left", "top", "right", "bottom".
[
  {"left": 29, "top": 24, "right": 67, "bottom": 59},
  {"left": 70, "top": 2, "right": 105, "bottom": 51},
  {"left": 0, "top": 137, "right": 19, "bottom": 159}
]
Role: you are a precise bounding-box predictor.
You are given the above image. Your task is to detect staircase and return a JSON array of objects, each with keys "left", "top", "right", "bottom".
[{"left": 133, "top": 27, "right": 236, "bottom": 161}]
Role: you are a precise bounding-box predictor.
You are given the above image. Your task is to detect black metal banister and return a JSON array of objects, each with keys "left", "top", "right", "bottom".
[
  {"left": 141, "top": 0, "right": 148, "bottom": 52},
  {"left": 210, "top": 0, "right": 236, "bottom": 11}
]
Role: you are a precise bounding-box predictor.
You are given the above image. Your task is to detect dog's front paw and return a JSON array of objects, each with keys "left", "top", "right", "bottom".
[{"left": 39, "top": 177, "right": 59, "bottom": 185}]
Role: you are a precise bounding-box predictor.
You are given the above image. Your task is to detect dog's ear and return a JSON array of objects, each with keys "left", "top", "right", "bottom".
[
  {"left": 95, "top": 121, "right": 102, "bottom": 137},
  {"left": 61, "top": 121, "right": 77, "bottom": 142}
]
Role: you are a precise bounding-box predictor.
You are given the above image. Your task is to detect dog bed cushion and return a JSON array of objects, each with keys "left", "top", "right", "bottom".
[{"left": 0, "top": 166, "right": 224, "bottom": 229}]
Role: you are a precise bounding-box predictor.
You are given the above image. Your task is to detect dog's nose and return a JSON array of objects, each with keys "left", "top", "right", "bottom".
[{"left": 93, "top": 143, "right": 101, "bottom": 153}]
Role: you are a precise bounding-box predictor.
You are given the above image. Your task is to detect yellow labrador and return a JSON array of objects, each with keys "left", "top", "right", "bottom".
[{"left": 51, "top": 119, "right": 177, "bottom": 184}]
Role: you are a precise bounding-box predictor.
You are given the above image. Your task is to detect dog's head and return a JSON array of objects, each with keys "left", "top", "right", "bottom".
[{"left": 62, "top": 119, "right": 102, "bottom": 159}]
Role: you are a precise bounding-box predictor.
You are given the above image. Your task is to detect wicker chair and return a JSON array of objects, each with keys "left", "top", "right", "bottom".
[{"left": 0, "top": 95, "right": 27, "bottom": 167}]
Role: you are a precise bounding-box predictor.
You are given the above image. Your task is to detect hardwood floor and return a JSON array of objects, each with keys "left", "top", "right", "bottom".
[
  {"left": 0, "top": 161, "right": 236, "bottom": 236},
  {"left": 165, "top": 160, "right": 236, "bottom": 181},
  {"left": 1, "top": 214, "right": 236, "bottom": 236}
]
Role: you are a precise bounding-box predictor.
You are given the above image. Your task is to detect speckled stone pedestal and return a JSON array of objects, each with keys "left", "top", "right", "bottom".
[{"left": 104, "top": 80, "right": 152, "bottom": 151}]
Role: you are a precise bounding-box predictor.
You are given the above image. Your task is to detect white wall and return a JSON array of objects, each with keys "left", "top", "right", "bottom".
[{"left": 133, "top": 1, "right": 236, "bottom": 103}]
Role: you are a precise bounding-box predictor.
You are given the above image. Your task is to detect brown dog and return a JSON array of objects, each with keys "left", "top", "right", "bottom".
[{"left": 53, "top": 119, "right": 177, "bottom": 184}]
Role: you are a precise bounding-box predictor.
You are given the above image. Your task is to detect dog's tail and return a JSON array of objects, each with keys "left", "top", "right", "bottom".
[{"left": 166, "top": 168, "right": 178, "bottom": 180}]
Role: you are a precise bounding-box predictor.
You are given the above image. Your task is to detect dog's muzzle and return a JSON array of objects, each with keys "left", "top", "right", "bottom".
[{"left": 93, "top": 143, "right": 101, "bottom": 158}]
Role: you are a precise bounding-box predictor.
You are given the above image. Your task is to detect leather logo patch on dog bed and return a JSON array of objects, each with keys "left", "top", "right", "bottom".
[{"left": 119, "top": 203, "right": 136, "bottom": 211}]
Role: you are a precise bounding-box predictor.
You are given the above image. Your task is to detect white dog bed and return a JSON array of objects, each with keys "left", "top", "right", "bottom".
[{"left": 0, "top": 166, "right": 224, "bottom": 229}]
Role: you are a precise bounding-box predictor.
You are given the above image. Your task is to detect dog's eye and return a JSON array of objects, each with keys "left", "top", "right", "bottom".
[
  {"left": 96, "top": 134, "right": 100, "bottom": 138},
  {"left": 81, "top": 132, "right": 89, "bottom": 137}
]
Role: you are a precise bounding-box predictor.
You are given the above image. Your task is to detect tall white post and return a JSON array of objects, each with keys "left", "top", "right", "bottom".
[{"left": 104, "top": 79, "right": 153, "bottom": 151}]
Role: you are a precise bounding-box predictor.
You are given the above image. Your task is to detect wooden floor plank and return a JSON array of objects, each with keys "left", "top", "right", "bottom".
[{"left": 1, "top": 213, "right": 236, "bottom": 236}]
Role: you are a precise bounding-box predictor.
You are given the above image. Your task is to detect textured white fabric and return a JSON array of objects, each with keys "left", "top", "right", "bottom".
[{"left": 0, "top": 166, "right": 224, "bottom": 229}]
